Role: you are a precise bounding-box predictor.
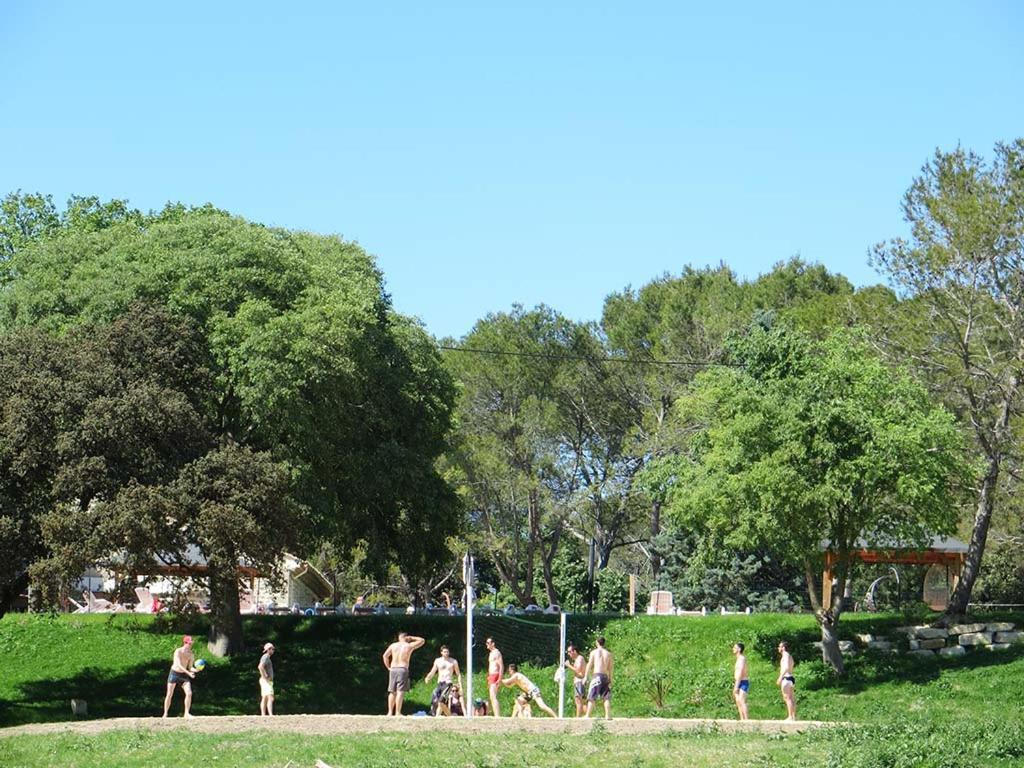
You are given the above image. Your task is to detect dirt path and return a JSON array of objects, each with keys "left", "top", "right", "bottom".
[{"left": 1, "top": 714, "right": 838, "bottom": 738}]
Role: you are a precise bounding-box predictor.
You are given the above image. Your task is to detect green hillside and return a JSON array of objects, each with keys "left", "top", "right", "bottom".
[{"left": 2, "top": 611, "right": 1023, "bottom": 728}]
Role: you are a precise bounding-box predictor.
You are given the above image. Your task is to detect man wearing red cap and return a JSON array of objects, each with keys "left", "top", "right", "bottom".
[
  {"left": 163, "top": 635, "right": 198, "bottom": 718},
  {"left": 258, "top": 642, "right": 276, "bottom": 716}
]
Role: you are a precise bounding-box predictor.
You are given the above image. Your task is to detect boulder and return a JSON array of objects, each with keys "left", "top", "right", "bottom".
[
  {"left": 915, "top": 627, "right": 948, "bottom": 640},
  {"left": 908, "top": 639, "right": 920, "bottom": 651},
  {"left": 838, "top": 640, "right": 856, "bottom": 654},
  {"left": 939, "top": 645, "right": 966, "bottom": 657},
  {"left": 986, "top": 643, "right": 1011, "bottom": 652},
  {"left": 985, "top": 622, "right": 1015, "bottom": 633},
  {"left": 895, "top": 626, "right": 922, "bottom": 636},
  {"left": 908, "top": 649, "right": 935, "bottom": 659},
  {"left": 919, "top": 638, "right": 947, "bottom": 650},
  {"left": 867, "top": 640, "right": 893, "bottom": 651},
  {"left": 855, "top": 633, "right": 874, "bottom": 644},
  {"left": 994, "top": 631, "right": 1023, "bottom": 644},
  {"left": 948, "top": 623, "right": 986, "bottom": 635},
  {"left": 958, "top": 632, "right": 993, "bottom": 646}
]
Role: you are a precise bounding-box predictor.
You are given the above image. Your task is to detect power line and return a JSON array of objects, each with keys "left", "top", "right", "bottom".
[{"left": 437, "top": 344, "right": 728, "bottom": 367}]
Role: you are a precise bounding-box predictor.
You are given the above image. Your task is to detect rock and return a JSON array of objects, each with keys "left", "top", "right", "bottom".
[
  {"left": 987, "top": 643, "right": 1011, "bottom": 652},
  {"left": 995, "top": 631, "right": 1023, "bottom": 644},
  {"left": 838, "top": 640, "right": 856, "bottom": 654},
  {"left": 958, "top": 632, "right": 993, "bottom": 646},
  {"left": 939, "top": 645, "right": 966, "bottom": 657},
  {"left": 948, "top": 623, "right": 986, "bottom": 635},
  {"left": 70, "top": 699, "right": 88, "bottom": 717},
  {"left": 855, "top": 633, "right": 874, "bottom": 644},
  {"left": 985, "top": 622, "right": 1015, "bottom": 633},
  {"left": 867, "top": 640, "right": 893, "bottom": 651},
  {"left": 919, "top": 638, "right": 947, "bottom": 650},
  {"left": 915, "top": 627, "right": 949, "bottom": 640},
  {"left": 895, "top": 626, "right": 921, "bottom": 636},
  {"left": 908, "top": 639, "right": 920, "bottom": 651},
  {"left": 908, "top": 649, "right": 935, "bottom": 659}
]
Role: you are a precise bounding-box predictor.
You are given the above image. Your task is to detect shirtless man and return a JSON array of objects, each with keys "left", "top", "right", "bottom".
[
  {"left": 424, "top": 645, "right": 463, "bottom": 716},
  {"left": 502, "top": 664, "right": 557, "bottom": 717},
  {"left": 484, "top": 637, "right": 504, "bottom": 717},
  {"left": 732, "top": 642, "right": 749, "bottom": 720},
  {"left": 382, "top": 631, "right": 425, "bottom": 716},
  {"left": 162, "top": 634, "right": 197, "bottom": 718},
  {"left": 584, "top": 636, "right": 613, "bottom": 719},
  {"left": 565, "top": 644, "right": 587, "bottom": 717},
  {"left": 776, "top": 641, "right": 797, "bottom": 721}
]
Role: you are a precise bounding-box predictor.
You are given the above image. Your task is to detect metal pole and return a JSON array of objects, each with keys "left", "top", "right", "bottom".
[
  {"left": 557, "top": 611, "right": 567, "bottom": 718},
  {"left": 464, "top": 553, "right": 474, "bottom": 718}
]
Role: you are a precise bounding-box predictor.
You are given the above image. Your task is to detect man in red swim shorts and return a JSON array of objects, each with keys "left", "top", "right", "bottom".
[{"left": 485, "top": 636, "right": 504, "bottom": 717}]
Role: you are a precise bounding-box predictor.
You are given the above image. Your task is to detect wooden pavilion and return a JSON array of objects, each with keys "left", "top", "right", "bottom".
[{"left": 822, "top": 535, "right": 968, "bottom": 610}]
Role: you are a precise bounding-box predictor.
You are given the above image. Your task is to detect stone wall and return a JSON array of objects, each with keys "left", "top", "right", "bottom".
[{"left": 814, "top": 621, "right": 1022, "bottom": 658}]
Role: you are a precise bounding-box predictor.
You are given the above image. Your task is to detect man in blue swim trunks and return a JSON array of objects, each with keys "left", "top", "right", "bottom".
[{"left": 732, "top": 642, "right": 749, "bottom": 720}]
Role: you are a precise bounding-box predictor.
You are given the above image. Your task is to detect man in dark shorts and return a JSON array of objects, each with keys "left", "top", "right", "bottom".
[
  {"left": 584, "top": 636, "right": 613, "bottom": 719},
  {"left": 565, "top": 644, "right": 587, "bottom": 717},
  {"left": 382, "top": 631, "right": 425, "bottom": 716},
  {"left": 162, "top": 634, "right": 197, "bottom": 718}
]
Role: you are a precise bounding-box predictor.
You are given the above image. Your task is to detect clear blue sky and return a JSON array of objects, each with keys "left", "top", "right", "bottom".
[{"left": 2, "top": 2, "right": 1021, "bottom": 339}]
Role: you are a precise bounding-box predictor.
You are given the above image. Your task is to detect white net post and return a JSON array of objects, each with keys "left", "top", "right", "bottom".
[
  {"left": 463, "top": 554, "right": 475, "bottom": 718},
  {"left": 557, "top": 611, "right": 567, "bottom": 718}
]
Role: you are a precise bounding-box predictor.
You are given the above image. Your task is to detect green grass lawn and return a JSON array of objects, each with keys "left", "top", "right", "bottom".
[{"left": 2, "top": 611, "right": 1023, "bottom": 766}]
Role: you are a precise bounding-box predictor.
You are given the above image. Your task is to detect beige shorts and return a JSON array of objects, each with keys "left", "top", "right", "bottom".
[{"left": 260, "top": 677, "right": 275, "bottom": 697}]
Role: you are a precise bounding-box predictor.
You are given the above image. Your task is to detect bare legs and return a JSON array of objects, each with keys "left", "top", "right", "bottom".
[{"left": 162, "top": 682, "right": 193, "bottom": 718}]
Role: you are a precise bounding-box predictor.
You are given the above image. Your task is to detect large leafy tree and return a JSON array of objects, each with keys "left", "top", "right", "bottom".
[
  {"left": 872, "top": 140, "right": 1024, "bottom": 617},
  {"left": 653, "top": 326, "right": 965, "bottom": 672},
  {"left": 0, "top": 198, "right": 458, "bottom": 647},
  {"left": 2, "top": 306, "right": 303, "bottom": 654},
  {"left": 443, "top": 305, "right": 570, "bottom": 606}
]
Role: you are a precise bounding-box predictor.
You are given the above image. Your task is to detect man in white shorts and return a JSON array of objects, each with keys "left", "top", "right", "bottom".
[
  {"left": 501, "top": 664, "right": 556, "bottom": 717},
  {"left": 258, "top": 642, "right": 275, "bottom": 716}
]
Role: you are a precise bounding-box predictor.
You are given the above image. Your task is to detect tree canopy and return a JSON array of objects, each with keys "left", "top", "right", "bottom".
[
  {"left": 650, "top": 325, "right": 966, "bottom": 671},
  {"left": 0, "top": 201, "right": 459, "bottom": 650}
]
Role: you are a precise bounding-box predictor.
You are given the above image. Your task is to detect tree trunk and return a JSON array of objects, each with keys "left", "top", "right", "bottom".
[
  {"left": 817, "top": 610, "right": 845, "bottom": 675},
  {"left": 650, "top": 500, "right": 662, "bottom": 582},
  {"left": 946, "top": 376, "right": 1017, "bottom": 617},
  {"left": 207, "top": 564, "right": 243, "bottom": 657},
  {"left": 946, "top": 455, "right": 1001, "bottom": 617},
  {"left": 0, "top": 571, "right": 29, "bottom": 618},
  {"left": 540, "top": 525, "right": 562, "bottom": 608}
]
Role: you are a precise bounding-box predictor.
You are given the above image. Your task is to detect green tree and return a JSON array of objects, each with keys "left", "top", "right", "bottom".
[
  {"left": 653, "top": 326, "right": 965, "bottom": 671},
  {"left": 443, "top": 305, "right": 570, "bottom": 606},
  {"left": 872, "top": 140, "right": 1024, "bottom": 616},
  {"left": 0, "top": 201, "right": 458, "bottom": 646}
]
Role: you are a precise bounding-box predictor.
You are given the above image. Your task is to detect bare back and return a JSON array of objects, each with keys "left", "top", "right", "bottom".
[
  {"left": 588, "top": 647, "right": 612, "bottom": 677},
  {"left": 385, "top": 637, "right": 424, "bottom": 669}
]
